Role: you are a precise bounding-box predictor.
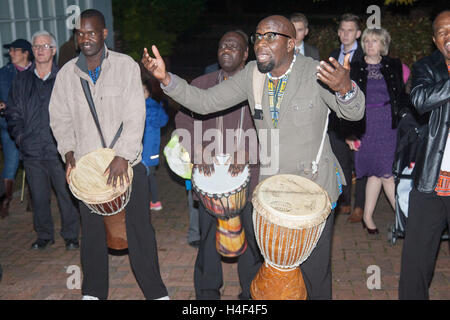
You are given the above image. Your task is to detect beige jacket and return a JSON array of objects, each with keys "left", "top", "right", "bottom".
[
  {"left": 49, "top": 47, "right": 145, "bottom": 166},
  {"left": 163, "top": 55, "right": 365, "bottom": 203}
]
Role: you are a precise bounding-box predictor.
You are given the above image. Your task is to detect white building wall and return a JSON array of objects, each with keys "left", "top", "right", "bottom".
[{"left": 0, "top": 0, "right": 114, "bottom": 66}]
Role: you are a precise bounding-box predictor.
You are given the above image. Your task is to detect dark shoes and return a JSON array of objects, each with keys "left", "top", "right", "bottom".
[
  {"left": 362, "top": 220, "right": 379, "bottom": 235},
  {"left": 31, "top": 239, "right": 55, "bottom": 250},
  {"left": 188, "top": 240, "right": 200, "bottom": 248},
  {"left": 31, "top": 238, "right": 79, "bottom": 250},
  {"left": 65, "top": 239, "right": 80, "bottom": 250},
  {"left": 347, "top": 207, "right": 364, "bottom": 223}
]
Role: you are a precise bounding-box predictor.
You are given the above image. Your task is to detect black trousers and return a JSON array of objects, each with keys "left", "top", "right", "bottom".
[
  {"left": 328, "top": 130, "right": 366, "bottom": 209},
  {"left": 79, "top": 163, "right": 168, "bottom": 300},
  {"left": 194, "top": 201, "right": 263, "bottom": 300},
  {"left": 300, "top": 211, "right": 335, "bottom": 300},
  {"left": 23, "top": 159, "right": 79, "bottom": 241},
  {"left": 145, "top": 165, "right": 159, "bottom": 203},
  {"left": 399, "top": 188, "right": 450, "bottom": 299}
]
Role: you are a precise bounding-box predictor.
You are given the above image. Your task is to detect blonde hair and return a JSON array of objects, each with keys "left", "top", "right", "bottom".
[{"left": 361, "top": 28, "right": 391, "bottom": 56}]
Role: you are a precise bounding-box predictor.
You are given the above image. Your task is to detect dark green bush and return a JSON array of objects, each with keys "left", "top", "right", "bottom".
[{"left": 112, "top": 0, "right": 206, "bottom": 60}]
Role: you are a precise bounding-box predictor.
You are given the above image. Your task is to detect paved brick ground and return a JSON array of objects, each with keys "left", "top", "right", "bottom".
[{"left": 0, "top": 124, "right": 448, "bottom": 300}]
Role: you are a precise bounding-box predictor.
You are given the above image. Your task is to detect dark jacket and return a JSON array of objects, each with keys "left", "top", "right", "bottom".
[
  {"left": 329, "top": 42, "right": 365, "bottom": 65},
  {"left": 6, "top": 62, "right": 60, "bottom": 160},
  {"left": 409, "top": 50, "right": 450, "bottom": 193},
  {"left": 350, "top": 55, "right": 410, "bottom": 133},
  {"left": 304, "top": 42, "right": 320, "bottom": 61},
  {"left": 328, "top": 42, "right": 364, "bottom": 137},
  {"left": 0, "top": 63, "right": 17, "bottom": 104}
]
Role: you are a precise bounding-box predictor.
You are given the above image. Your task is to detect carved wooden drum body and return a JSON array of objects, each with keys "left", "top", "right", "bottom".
[
  {"left": 68, "top": 148, "right": 133, "bottom": 250},
  {"left": 192, "top": 155, "right": 249, "bottom": 257},
  {"left": 251, "top": 174, "right": 331, "bottom": 300}
]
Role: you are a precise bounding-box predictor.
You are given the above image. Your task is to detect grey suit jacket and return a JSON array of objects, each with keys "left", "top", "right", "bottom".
[{"left": 163, "top": 54, "right": 365, "bottom": 203}]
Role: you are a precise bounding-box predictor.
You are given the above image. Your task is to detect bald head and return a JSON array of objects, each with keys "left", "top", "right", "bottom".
[
  {"left": 254, "top": 15, "right": 297, "bottom": 77},
  {"left": 432, "top": 10, "right": 450, "bottom": 33},
  {"left": 432, "top": 10, "right": 450, "bottom": 64},
  {"left": 219, "top": 31, "right": 248, "bottom": 50},
  {"left": 217, "top": 30, "right": 249, "bottom": 75},
  {"left": 257, "top": 15, "right": 296, "bottom": 39}
]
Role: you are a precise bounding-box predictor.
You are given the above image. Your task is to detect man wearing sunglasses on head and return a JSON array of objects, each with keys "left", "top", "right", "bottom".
[{"left": 142, "top": 15, "right": 365, "bottom": 299}]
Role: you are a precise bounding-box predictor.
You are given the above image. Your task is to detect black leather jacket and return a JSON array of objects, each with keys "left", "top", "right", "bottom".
[{"left": 410, "top": 50, "right": 450, "bottom": 193}]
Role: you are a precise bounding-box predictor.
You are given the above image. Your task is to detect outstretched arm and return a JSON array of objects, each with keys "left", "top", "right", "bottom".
[
  {"left": 141, "top": 46, "right": 248, "bottom": 116},
  {"left": 141, "top": 46, "right": 171, "bottom": 86}
]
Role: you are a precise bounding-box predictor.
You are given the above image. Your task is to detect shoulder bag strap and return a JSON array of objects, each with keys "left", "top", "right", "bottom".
[
  {"left": 252, "top": 64, "right": 266, "bottom": 110},
  {"left": 80, "top": 78, "right": 123, "bottom": 149}
]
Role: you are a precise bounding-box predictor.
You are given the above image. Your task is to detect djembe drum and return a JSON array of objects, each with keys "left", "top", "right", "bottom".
[
  {"left": 68, "top": 148, "right": 133, "bottom": 250},
  {"left": 192, "top": 154, "right": 250, "bottom": 257},
  {"left": 251, "top": 174, "right": 331, "bottom": 300}
]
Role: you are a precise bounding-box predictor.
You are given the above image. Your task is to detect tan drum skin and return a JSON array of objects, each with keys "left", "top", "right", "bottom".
[
  {"left": 251, "top": 174, "right": 331, "bottom": 300},
  {"left": 69, "top": 148, "right": 133, "bottom": 250}
]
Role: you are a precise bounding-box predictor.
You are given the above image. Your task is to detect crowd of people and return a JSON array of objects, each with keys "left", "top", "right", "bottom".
[{"left": 0, "top": 7, "right": 448, "bottom": 300}]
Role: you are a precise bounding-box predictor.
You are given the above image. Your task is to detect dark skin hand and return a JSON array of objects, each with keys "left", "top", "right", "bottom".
[
  {"left": 104, "top": 156, "right": 130, "bottom": 188},
  {"left": 65, "top": 151, "right": 76, "bottom": 184},
  {"left": 65, "top": 152, "right": 129, "bottom": 188},
  {"left": 194, "top": 151, "right": 248, "bottom": 177},
  {"left": 194, "top": 163, "right": 215, "bottom": 177},
  {"left": 316, "top": 53, "right": 352, "bottom": 95},
  {"left": 226, "top": 150, "right": 248, "bottom": 177}
]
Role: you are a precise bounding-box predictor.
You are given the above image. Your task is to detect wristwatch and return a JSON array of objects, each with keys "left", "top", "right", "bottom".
[{"left": 336, "top": 80, "right": 357, "bottom": 101}]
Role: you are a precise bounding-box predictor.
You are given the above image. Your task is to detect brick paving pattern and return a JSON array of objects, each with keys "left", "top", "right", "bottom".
[{"left": 0, "top": 124, "right": 448, "bottom": 300}]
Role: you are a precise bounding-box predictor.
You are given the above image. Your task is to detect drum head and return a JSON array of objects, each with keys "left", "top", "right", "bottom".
[
  {"left": 69, "top": 148, "right": 133, "bottom": 204},
  {"left": 192, "top": 160, "right": 249, "bottom": 196},
  {"left": 252, "top": 174, "right": 331, "bottom": 229}
]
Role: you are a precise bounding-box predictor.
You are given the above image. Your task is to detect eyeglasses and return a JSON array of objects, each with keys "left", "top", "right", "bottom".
[
  {"left": 218, "top": 42, "right": 241, "bottom": 51},
  {"left": 32, "top": 44, "right": 55, "bottom": 51},
  {"left": 250, "top": 32, "right": 292, "bottom": 44}
]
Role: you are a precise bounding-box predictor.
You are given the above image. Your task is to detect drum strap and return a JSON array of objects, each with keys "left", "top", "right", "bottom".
[{"left": 80, "top": 78, "right": 123, "bottom": 149}]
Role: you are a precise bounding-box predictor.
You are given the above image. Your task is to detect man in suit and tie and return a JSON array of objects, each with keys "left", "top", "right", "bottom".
[
  {"left": 289, "top": 13, "right": 320, "bottom": 61},
  {"left": 328, "top": 13, "right": 366, "bottom": 222}
]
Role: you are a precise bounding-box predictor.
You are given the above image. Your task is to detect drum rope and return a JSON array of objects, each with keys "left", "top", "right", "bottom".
[
  {"left": 253, "top": 211, "right": 328, "bottom": 270},
  {"left": 87, "top": 185, "right": 132, "bottom": 216}
]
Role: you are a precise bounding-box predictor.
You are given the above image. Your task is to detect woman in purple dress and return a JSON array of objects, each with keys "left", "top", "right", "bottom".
[{"left": 347, "top": 28, "right": 410, "bottom": 234}]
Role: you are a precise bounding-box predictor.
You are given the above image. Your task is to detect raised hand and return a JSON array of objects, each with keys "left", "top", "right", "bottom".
[
  {"left": 141, "top": 46, "right": 171, "bottom": 86},
  {"left": 104, "top": 156, "right": 130, "bottom": 189},
  {"left": 317, "top": 53, "right": 352, "bottom": 95}
]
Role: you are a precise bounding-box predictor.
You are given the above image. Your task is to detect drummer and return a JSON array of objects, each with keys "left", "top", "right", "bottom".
[
  {"left": 49, "top": 9, "right": 168, "bottom": 300},
  {"left": 142, "top": 15, "right": 365, "bottom": 299},
  {"left": 175, "top": 30, "right": 263, "bottom": 300}
]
